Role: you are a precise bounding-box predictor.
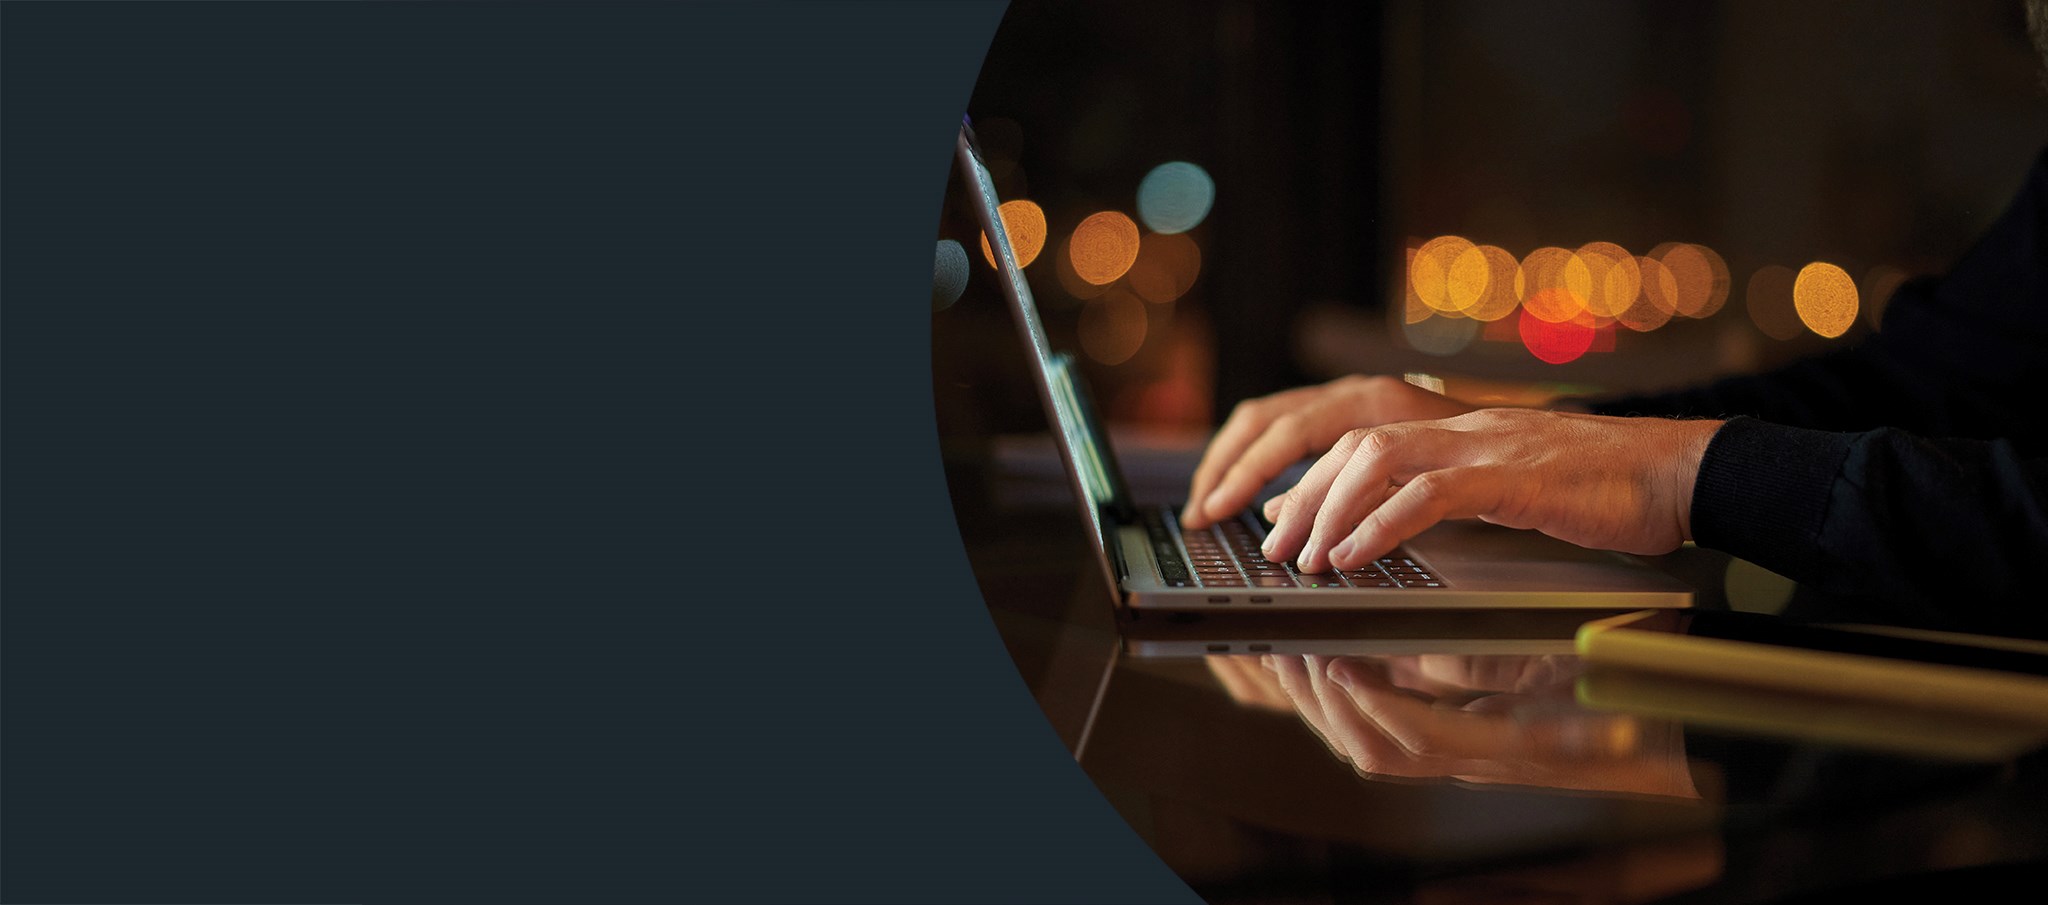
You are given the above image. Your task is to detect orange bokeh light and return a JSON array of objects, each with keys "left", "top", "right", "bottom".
[
  {"left": 1793, "top": 261, "right": 1859, "bottom": 339},
  {"left": 1746, "top": 264, "right": 1802, "bottom": 341},
  {"left": 1657, "top": 243, "right": 1730, "bottom": 319},
  {"left": 1464, "top": 245, "right": 1522, "bottom": 322},
  {"left": 979, "top": 199, "right": 1047, "bottom": 270},
  {"left": 1079, "top": 289, "right": 1149, "bottom": 365},
  {"left": 1070, "top": 211, "right": 1142, "bottom": 285},
  {"left": 1126, "top": 232, "right": 1203, "bottom": 304},
  {"left": 1616, "top": 255, "right": 1677, "bottom": 332},
  {"left": 1565, "top": 242, "right": 1642, "bottom": 318}
]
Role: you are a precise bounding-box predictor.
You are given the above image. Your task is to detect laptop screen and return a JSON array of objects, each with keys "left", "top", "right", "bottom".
[{"left": 955, "top": 121, "right": 1135, "bottom": 593}]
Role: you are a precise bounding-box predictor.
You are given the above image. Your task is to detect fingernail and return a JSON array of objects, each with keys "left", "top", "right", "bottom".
[
  {"left": 1201, "top": 489, "right": 1227, "bottom": 518},
  {"left": 1261, "top": 534, "right": 1277, "bottom": 557},
  {"left": 1329, "top": 538, "right": 1357, "bottom": 565},
  {"left": 1298, "top": 539, "right": 1321, "bottom": 571},
  {"left": 1329, "top": 668, "right": 1355, "bottom": 690}
]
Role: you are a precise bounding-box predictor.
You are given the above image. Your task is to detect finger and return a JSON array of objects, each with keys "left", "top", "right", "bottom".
[
  {"left": 1270, "top": 655, "right": 1339, "bottom": 756},
  {"left": 1328, "top": 466, "right": 1503, "bottom": 570},
  {"left": 1262, "top": 492, "right": 1289, "bottom": 523},
  {"left": 1301, "top": 428, "right": 1454, "bottom": 572},
  {"left": 1199, "top": 413, "right": 1327, "bottom": 529},
  {"left": 1309, "top": 658, "right": 1415, "bottom": 775},
  {"left": 1259, "top": 429, "right": 1370, "bottom": 563},
  {"left": 1184, "top": 406, "right": 1272, "bottom": 528},
  {"left": 1185, "top": 388, "right": 1319, "bottom": 527},
  {"left": 1328, "top": 657, "right": 1497, "bottom": 770}
]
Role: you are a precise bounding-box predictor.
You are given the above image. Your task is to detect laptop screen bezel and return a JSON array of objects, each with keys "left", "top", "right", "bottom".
[{"left": 953, "top": 119, "right": 1138, "bottom": 602}]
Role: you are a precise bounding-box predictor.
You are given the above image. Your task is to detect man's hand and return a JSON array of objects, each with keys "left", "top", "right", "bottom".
[
  {"left": 1182, "top": 375, "right": 1477, "bottom": 529},
  {"left": 1260, "top": 410, "right": 1723, "bottom": 573}
]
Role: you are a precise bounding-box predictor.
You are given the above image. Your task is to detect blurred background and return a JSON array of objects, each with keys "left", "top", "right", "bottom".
[{"left": 935, "top": 0, "right": 2048, "bottom": 457}]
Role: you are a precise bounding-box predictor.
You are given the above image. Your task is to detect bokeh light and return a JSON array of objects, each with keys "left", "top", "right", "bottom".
[
  {"left": 1518, "top": 306, "right": 1595, "bottom": 364},
  {"left": 1656, "top": 242, "right": 1730, "bottom": 319},
  {"left": 1135, "top": 161, "right": 1215, "bottom": 234},
  {"left": 1411, "top": 235, "right": 1486, "bottom": 314},
  {"left": 1401, "top": 246, "right": 1433, "bottom": 325},
  {"left": 1464, "top": 245, "right": 1523, "bottom": 321},
  {"left": 1616, "top": 255, "right": 1676, "bottom": 332},
  {"left": 1070, "top": 211, "right": 1142, "bottom": 285},
  {"left": 1053, "top": 233, "right": 1108, "bottom": 301},
  {"left": 1517, "top": 247, "right": 1587, "bottom": 323},
  {"left": 1079, "top": 289, "right": 1148, "bottom": 365},
  {"left": 979, "top": 199, "right": 1047, "bottom": 269},
  {"left": 1403, "top": 312, "right": 1481, "bottom": 356},
  {"left": 932, "top": 239, "right": 968, "bottom": 311},
  {"left": 1792, "top": 261, "right": 1858, "bottom": 338},
  {"left": 1565, "top": 241, "right": 1641, "bottom": 318},
  {"left": 1126, "top": 231, "right": 1203, "bottom": 304},
  {"left": 1745, "top": 264, "right": 1803, "bottom": 341}
]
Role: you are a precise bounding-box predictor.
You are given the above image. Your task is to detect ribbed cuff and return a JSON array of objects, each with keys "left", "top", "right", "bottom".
[{"left": 1690, "top": 417, "right": 1853, "bottom": 578}]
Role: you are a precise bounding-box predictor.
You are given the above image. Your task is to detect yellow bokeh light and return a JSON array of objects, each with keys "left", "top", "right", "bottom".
[
  {"left": 979, "top": 200, "right": 1047, "bottom": 269},
  {"left": 1411, "top": 235, "right": 1486, "bottom": 313},
  {"left": 1793, "top": 261, "right": 1858, "bottom": 339},
  {"left": 1463, "top": 245, "right": 1522, "bottom": 322},
  {"left": 1079, "top": 289, "right": 1149, "bottom": 365},
  {"left": 1564, "top": 242, "right": 1641, "bottom": 318},
  {"left": 1517, "top": 246, "right": 1587, "bottom": 323},
  {"left": 1126, "top": 232, "right": 1203, "bottom": 304},
  {"left": 1070, "top": 211, "right": 1142, "bottom": 285}
]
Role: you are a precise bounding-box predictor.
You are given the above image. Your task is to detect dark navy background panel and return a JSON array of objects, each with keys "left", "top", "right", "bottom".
[{"left": 0, "top": 3, "right": 1196, "bottom": 903}]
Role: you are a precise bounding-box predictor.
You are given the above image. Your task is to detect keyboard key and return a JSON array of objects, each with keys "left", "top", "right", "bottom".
[{"left": 1251, "top": 577, "right": 1298, "bottom": 587}]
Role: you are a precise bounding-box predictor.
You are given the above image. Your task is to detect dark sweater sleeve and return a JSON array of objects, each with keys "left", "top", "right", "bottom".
[
  {"left": 1691, "top": 418, "right": 2048, "bottom": 637},
  {"left": 1585, "top": 149, "right": 2048, "bottom": 457},
  {"left": 1586, "top": 150, "right": 2048, "bottom": 634}
]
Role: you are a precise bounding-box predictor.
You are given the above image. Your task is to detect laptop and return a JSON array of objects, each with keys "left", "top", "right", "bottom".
[{"left": 953, "top": 118, "right": 1693, "bottom": 618}]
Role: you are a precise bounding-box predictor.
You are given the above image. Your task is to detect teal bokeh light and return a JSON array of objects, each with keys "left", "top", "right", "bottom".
[{"left": 1136, "top": 161, "right": 1214, "bottom": 235}]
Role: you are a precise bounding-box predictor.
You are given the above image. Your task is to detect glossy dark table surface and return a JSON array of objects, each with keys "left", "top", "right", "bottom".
[{"left": 952, "top": 432, "right": 2048, "bottom": 905}]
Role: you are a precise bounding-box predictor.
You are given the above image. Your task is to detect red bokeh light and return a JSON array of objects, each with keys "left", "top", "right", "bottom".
[{"left": 1517, "top": 306, "right": 1596, "bottom": 364}]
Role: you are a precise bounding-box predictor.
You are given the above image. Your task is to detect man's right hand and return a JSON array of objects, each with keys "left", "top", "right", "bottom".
[{"left": 1182, "top": 375, "right": 1476, "bottom": 529}]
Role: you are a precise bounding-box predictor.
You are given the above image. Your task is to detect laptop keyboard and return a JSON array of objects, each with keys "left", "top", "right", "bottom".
[{"left": 1143, "top": 506, "right": 1444, "bottom": 590}]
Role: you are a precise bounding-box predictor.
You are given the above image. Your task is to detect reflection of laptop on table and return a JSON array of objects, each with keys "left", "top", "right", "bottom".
[{"left": 954, "top": 118, "right": 1692, "bottom": 616}]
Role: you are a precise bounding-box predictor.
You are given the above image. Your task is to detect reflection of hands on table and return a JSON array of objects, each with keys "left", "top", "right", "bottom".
[
  {"left": 1266, "top": 654, "right": 1700, "bottom": 799},
  {"left": 1205, "top": 654, "right": 1294, "bottom": 713}
]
